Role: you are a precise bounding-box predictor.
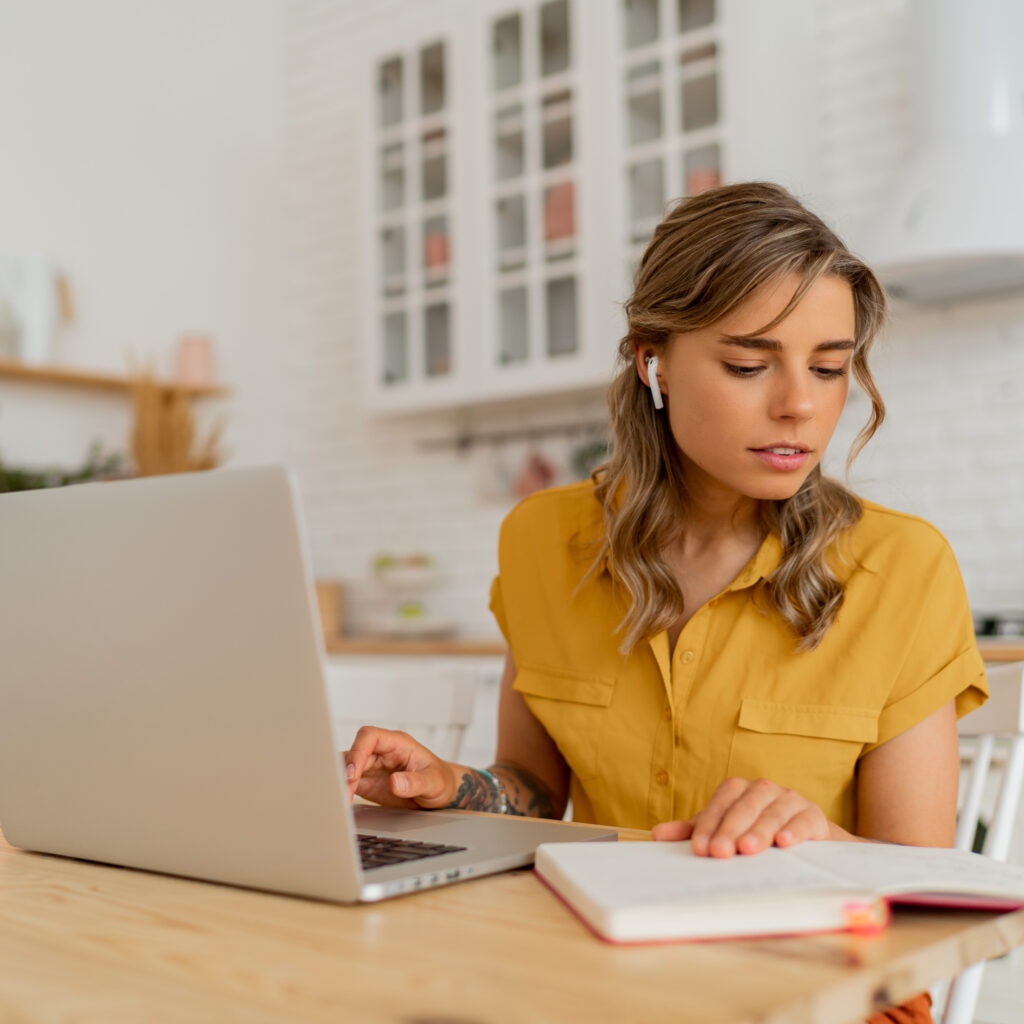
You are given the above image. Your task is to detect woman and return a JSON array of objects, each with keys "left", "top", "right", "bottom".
[{"left": 346, "top": 183, "right": 987, "bottom": 1024}]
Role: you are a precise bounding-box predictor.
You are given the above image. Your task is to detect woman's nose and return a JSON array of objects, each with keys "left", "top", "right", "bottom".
[{"left": 770, "top": 370, "right": 814, "bottom": 421}]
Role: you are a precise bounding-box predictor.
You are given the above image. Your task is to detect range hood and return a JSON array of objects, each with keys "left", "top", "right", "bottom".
[{"left": 859, "top": 0, "right": 1024, "bottom": 304}]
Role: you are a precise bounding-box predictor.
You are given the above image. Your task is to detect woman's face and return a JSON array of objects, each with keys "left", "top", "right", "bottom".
[{"left": 638, "top": 273, "right": 856, "bottom": 504}]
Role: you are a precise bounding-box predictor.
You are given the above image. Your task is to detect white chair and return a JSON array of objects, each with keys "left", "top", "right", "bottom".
[
  {"left": 325, "top": 661, "right": 479, "bottom": 763},
  {"left": 937, "top": 660, "right": 1024, "bottom": 1024}
]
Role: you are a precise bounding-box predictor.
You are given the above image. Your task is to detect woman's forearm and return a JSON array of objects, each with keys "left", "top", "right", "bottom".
[{"left": 443, "top": 761, "right": 561, "bottom": 818}]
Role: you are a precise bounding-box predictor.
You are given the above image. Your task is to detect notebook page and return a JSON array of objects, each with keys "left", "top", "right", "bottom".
[
  {"left": 539, "top": 841, "right": 861, "bottom": 910},
  {"left": 790, "top": 840, "right": 1024, "bottom": 898}
]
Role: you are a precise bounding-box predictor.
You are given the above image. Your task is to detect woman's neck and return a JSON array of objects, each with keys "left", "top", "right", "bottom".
[
  {"left": 676, "top": 487, "right": 763, "bottom": 558},
  {"left": 661, "top": 487, "right": 765, "bottom": 648}
]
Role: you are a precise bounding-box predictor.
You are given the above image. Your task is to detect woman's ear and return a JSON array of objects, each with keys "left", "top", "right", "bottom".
[
  {"left": 633, "top": 344, "right": 656, "bottom": 387},
  {"left": 633, "top": 346, "right": 664, "bottom": 410}
]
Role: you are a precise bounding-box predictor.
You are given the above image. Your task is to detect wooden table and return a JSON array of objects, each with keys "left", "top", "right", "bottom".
[{"left": 1, "top": 826, "right": 1023, "bottom": 1024}]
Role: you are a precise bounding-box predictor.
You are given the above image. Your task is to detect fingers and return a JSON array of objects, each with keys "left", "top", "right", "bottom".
[
  {"left": 729, "top": 786, "right": 817, "bottom": 856},
  {"left": 386, "top": 761, "right": 456, "bottom": 808},
  {"left": 685, "top": 778, "right": 830, "bottom": 858},
  {"left": 688, "top": 777, "right": 754, "bottom": 857},
  {"left": 343, "top": 725, "right": 394, "bottom": 800},
  {"left": 770, "top": 806, "right": 831, "bottom": 848},
  {"left": 343, "top": 726, "right": 455, "bottom": 809},
  {"left": 651, "top": 820, "right": 693, "bottom": 842}
]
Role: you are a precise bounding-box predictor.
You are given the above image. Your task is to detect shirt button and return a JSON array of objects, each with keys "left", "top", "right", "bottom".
[
  {"left": 681, "top": 650, "right": 695, "bottom": 664},
  {"left": 655, "top": 770, "right": 669, "bottom": 786}
]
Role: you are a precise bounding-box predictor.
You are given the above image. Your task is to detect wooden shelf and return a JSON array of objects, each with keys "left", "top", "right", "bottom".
[{"left": 0, "top": 359, "right": 228, "bottom": 398}]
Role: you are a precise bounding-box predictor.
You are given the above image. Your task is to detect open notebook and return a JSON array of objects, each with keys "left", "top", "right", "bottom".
[{"left": 535, "top": 839, "right": 1024, "bottom": 943}]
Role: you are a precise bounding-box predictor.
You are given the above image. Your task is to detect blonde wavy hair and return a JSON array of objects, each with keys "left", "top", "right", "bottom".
[{"left": 593, "top": 182, "right": 888, "bottom": 653}]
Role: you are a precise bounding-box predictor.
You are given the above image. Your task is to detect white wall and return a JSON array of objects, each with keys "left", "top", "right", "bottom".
[
  {"left": 0, "top": 0, "right": 284, "bottom": 469},
  {"left": 815, "top": 2, "right": 1024, "bottom": 615}
]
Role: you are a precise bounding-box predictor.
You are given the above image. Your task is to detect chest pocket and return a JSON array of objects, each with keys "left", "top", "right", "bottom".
[
  {"left": 513, "top": 667, "right": 615, "bottom": 781},
  {"left": 727, "top": 699, "right": 878, "bottom": 806}
]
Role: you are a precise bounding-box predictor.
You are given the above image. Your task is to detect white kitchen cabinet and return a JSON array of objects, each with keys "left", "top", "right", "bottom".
[
  {"left": 362, "top": 0, "right": 822, "bottom": 414},
  {"left": 365, "top": 28, "right": 471, "bottom": 409},
  {"left": 474, "top": 1, "right": 621, "bottom": 404}
]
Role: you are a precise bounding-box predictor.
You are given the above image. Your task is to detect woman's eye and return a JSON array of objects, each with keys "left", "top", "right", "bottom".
[
  {"left": 723, "top": 363, "right": 849, "bottom": 379},
  {"left": 723, "top": 363, "right": 763, "bottom": 378}
]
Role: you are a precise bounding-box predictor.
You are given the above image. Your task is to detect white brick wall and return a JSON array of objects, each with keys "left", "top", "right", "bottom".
[
  {"left": 814, "top": 0, "right": 1024, "bottom": 617},
  {"left": 280, "top": 0, "right": 1024, "bottom": 637},
  {"left": 828, "top": 300, "right": 1024, "bottom": 611}
]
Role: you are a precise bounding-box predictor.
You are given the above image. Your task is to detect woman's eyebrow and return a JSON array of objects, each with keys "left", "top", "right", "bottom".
[{"left": 719, "top": 336, "right": 856, "bottom": 352}]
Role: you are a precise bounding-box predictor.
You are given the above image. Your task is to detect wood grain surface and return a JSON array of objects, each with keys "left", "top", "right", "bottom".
[{"left": 1, "top": 825, "right": 1022, "bottom": 1024}]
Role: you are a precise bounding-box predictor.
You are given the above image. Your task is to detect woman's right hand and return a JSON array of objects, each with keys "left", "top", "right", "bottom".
[{"left": 343, "top": 726, "right": 459, "bottom": 809}]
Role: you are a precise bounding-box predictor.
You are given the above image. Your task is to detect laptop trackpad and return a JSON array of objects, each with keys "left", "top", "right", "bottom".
[{"left": 353, "top": 804, "right": 464, "bottom": 833}]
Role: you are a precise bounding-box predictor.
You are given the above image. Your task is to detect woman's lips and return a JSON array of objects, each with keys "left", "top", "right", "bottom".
[{"left": 750, "top": 446, "right": 811, "bottom": 471}]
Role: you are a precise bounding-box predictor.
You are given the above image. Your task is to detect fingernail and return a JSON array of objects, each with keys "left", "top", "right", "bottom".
[
  {"left": 393, "top": 774, "right": 408, "bottom": 795},
  {"left": 345, "top": 763, "right": 356, "bottom": 780}
]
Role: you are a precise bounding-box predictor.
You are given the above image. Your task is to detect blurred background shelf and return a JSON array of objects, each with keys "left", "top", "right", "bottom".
[
  {"left": 978, "top": 641, "right": 1024, "bottom": 663},
  {"left": 325, "top": 635, "right": 505, "bottom": 656},
  {"left": 0, "top": 358, "right": 229, "bottom": 398}
]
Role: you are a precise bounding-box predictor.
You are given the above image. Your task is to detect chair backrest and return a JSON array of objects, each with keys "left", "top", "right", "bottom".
[
  {"left": 955, "top": 661, "right": 1024, "bottom": 860},
  {"left": 939, "top": 660, "right": 1024, "bottom": 1024},
  {"left": 325, "top": 662, "right": 479, "bottom": 763}
]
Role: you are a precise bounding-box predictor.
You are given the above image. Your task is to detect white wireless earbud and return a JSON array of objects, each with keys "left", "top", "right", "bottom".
[{"left": 645, "top": 355, "right": 664, "bottom": 410}]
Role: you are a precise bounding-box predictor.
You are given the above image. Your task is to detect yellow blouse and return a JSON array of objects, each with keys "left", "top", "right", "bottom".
[{"left": 489, "top": 481, "right": 988, "bottom": 832}]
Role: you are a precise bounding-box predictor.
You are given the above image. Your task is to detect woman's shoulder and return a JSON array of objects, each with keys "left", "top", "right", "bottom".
[
  {"left": 502, "top": 480, "right": 601, "bottom": 529},
  {"left": 498, "top": 480, "right": 605, "bottom": 556},
  {"left": 846, "top": 499, "right": 960, "bottom": 571}
]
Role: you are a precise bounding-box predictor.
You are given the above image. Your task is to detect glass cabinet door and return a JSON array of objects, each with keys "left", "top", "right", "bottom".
[
  {"left": 372, "top": 39, "right": 455, "bottom": 392},
  {"left": 620, "top": 0, "right": 723, "bottom": 280},
  {"left": 361, "top": 0, "right": 820, "bottom": 413},
  {"left": 487, "top": 0, "right": 580, "bottom": 373}
]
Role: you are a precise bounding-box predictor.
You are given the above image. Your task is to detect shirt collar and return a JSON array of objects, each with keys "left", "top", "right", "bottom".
[
  {"left": 581, "top": 508, "right": 783, "bottom": 592},
  {"left": 724, "top": 530, "right": 783, "bottom": 592}
]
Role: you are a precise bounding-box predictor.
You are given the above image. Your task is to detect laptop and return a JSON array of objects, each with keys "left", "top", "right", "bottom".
[{"left": 0, "top": 466, "right": 615, "bottom": 902}]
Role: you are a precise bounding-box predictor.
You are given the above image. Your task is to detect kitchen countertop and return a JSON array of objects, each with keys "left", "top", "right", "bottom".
[
  {"left": 978, "top": 640, "right": 1024, "bottom": 662},
  {"left": 325, "top": 635, "right": 506, "bottom": 657},
  {"left": 324, "top": 635, "right": 1023, "bottom": 662}
]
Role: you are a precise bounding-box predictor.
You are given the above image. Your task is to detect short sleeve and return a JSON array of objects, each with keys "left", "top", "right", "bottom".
[
  {"left": 488, "top": 574, "right": 511, "bottom": 646},
  {"left": 483, "top": 481, "right": 624, "bottom": 688},
  {"left": 868, "top": 538, "right": 988, "bottom": 750},
  {"left": 489, "top": 500, "right": 525, "bottom": 651}
]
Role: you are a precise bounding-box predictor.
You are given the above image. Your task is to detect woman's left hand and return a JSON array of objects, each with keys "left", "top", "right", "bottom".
[{"left": 652, "top": 776, "right": 842, "bottom": 857}]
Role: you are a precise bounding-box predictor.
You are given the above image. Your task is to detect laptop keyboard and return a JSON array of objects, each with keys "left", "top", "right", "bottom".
[{"left": 357, "top": 833, "right": 467, "bottom": 871}]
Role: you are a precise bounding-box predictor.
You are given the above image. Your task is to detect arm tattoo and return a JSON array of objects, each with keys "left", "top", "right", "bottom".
[
  {"left": 444, "top": 768, "right": 499, "bottom": 812},
  {"left": 494, "top": 761, "right": 559, "bottom": 818},
  {"left": 443, "top": 762, "right": 559, "bottom": 819}
]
